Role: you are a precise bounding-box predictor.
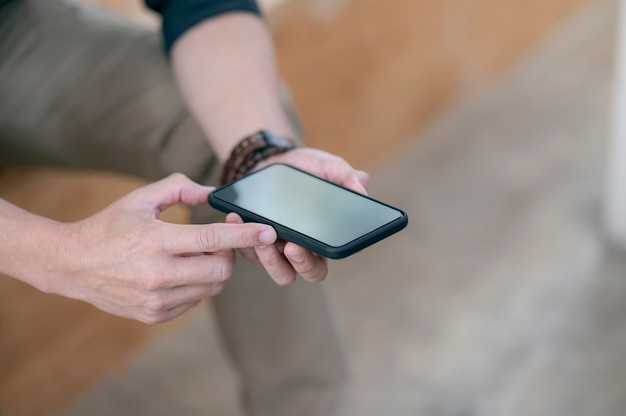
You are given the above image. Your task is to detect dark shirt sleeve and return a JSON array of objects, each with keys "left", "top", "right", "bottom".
[{"left": 145, "top": 0, "right": 262, "bottom": 53}]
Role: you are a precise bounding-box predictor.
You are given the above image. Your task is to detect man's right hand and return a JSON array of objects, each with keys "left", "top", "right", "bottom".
[{"left": 2, "top": 173, "right": 277, "bottom": 324}]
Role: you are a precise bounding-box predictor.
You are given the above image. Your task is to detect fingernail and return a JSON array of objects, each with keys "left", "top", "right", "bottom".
[
  {"left": 290, "top": 253, "right": 305, "bottom": 263},
  {"left": 260, "top": 229, "right": 275, "bottom": 244}
]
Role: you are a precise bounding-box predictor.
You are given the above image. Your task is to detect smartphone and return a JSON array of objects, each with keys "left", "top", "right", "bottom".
[{"left": 208, "top": 163, "right": 408, "bottom": 259}]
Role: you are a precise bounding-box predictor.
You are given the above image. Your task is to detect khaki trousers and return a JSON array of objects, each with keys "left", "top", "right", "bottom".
[{"left": 0, "top": 1, "right": 347, "bottom": 415}]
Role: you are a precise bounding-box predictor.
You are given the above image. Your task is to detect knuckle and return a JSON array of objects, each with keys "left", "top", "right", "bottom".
[
  {"left": 197, "top": 227, "right": 220, "bottom": 252},
  {"left": 298, "top": 261, "right": 316, "bottom": 275},
  {"left": 310, "top": 270, "right": 328, "bottom": 282},
  {"left": 140, "top": 239, "right": 159, "bottom": 256},
  {"left": 211, "top": 259, "right": 233, "bottom": 283},
  {"left": 144, "top": 293, "right": 169, "bottom": 312},
  {"left": 302, "top": 263, "right": 328, "bottom": 282},
  {"left": 238, "top": 232, "right": 251, "bottom": 248},
  {"left": 168, "top": 172, "right": 189, "bottom": 185},
  {"left": 298, "top": 265, "right": 321, "bottom": 280},
  {"left": 132, "top": 229, "right": 164, "bottom": 258}
]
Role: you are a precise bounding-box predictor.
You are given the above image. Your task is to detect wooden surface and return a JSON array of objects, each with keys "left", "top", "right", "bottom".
[{"left": 0, "top": 0, "right": 591, "bottom": 415}]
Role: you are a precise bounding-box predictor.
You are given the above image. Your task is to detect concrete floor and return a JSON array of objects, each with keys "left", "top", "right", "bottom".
[{"left": 57, "top": 0, "right": 626, "bottom": 415}]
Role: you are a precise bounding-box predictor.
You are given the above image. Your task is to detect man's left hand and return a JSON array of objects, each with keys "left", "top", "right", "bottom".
[{"left": 226, "top": 147, "right": 369, "bottom": 285}]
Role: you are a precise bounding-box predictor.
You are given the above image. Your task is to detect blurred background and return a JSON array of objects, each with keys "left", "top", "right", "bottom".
[{"left": 2, "top": 0, "right": 626, "bottom": 414}]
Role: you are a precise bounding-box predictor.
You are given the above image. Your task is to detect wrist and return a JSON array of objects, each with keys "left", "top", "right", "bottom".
[
  {"left": 0, "top": 202, "right": 68, "bottom": 293},
  {"left": 221, "top": 129, "right": 296, "bottom": 184}
]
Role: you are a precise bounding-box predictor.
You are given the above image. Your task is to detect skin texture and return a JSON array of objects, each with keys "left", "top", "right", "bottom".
[
  {"left": 0, "top": 174, "right": 277, "bottom": 324},
  {"left": 0, "top": 13, "right": 369, "bottom": 324},
  {"left": 171, "top": 14, "right": 369, "bottom": 287}
]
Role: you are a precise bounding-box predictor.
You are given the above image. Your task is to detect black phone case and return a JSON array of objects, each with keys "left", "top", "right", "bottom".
[{"left": 208, "top": 164, "right": 408, "bottom": 259}]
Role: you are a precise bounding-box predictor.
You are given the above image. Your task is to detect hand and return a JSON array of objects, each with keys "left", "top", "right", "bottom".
[
  {"left": 229, "top": 148, "right": 370, "bottom": 286},
  {"left": 256, "top": 148, "right": 370, "bottom": 196},
  {"left": 48, "top": 173, "right": 277, "bottom": 324}
]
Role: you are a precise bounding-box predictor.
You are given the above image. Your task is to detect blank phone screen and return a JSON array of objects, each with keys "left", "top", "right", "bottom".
[{"left": 212, "top": 164, "right": 403, "bottom": 247}]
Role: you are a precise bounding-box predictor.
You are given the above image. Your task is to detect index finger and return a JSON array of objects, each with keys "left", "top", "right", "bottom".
[{"left": 162, "top": 222, "right": 278, "bottom": 254}]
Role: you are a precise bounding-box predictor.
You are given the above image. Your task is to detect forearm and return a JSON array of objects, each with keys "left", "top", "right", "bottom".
[
  {"left": 0, "top": 198, "right": 65, "bottom": 292},
  {"left": 171, "top": 13, "right": 293, "bottom": 163}
]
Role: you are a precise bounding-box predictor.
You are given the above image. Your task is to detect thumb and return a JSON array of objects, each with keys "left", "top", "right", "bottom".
[{"left": 131, "top": 173, "right": 215, "bottom": 213}]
